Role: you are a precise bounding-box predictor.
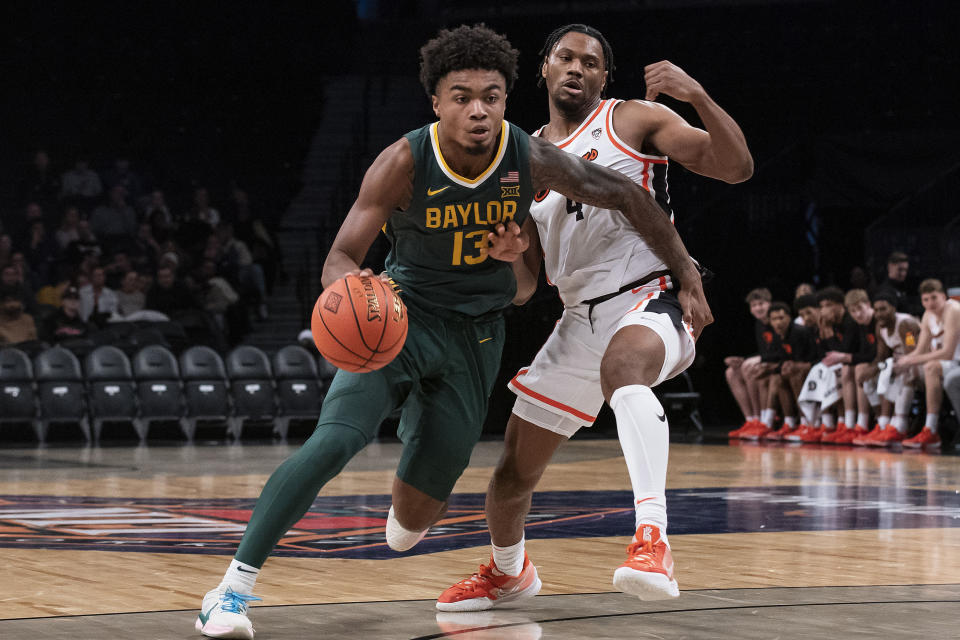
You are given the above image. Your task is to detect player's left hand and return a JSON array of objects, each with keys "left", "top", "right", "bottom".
[
  {"left": 892, "top": 353, "right": 916, "bottom": 374},
  {"left": 644, "top": 60, "right": 705, "bottom": 103},
  {"left": 487, "top": 221, "right": 529, "bottom": 262},
  {"left": 677, "top": 275, "right": 713, "bottom": 340},
  {"left": 822, "top": 351, "right": 846, "bottom": 367}
]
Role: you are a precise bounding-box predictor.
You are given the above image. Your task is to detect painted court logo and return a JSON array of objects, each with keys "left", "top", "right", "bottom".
[{"left": 1, "top": 487, "right": 957, "bottom": 559}]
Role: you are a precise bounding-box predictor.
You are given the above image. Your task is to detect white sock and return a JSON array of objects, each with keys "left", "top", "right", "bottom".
[
  {"left": 822, "top": 414, "right": 835, "bottom": 429},
  {"left": 856, "top": 412, "right": 869, "bottom": 428},
  {"left": 610, "top": 385, "right": 668, "bottom": 533},
  {"left": 799, "top": 401, "right": 819, "bottom": 426},
  {"left": 844, "top": 410, "right": 856, "bottom": 428},
  {"left": 219, "top": 559, "right": 259, "bottom": 595},
  {"left": 386, "top": 505, "right": 426, "bottom": 551},
  {"left": 892, "top": 415, "right": 907, "bottom": 433},
  {"left": 877, "top": 415, "right": 890, "bottom": 429},
  {"left": 746, "top": 414, "right": 759, "bottom": 422},
  {"left": 760, "top": 408, "right": 775, "bottom": 427},
  {"left": 784, "top": 416, "right": 797, "bottom": 428},
  {"left": 492, "top": 537, "right": 525, "bottom": 576},
  {"left": 925, "top": 414, "right": 939, "bottom": 433}
]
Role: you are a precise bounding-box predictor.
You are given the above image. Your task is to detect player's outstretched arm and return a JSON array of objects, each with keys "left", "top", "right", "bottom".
[
  {"left": 624, "top": 60, "right": 752, "bottom": 183},
  {"left": 528, "top": 136, "right": 713, "bottom": 337},
  {"left": 322, "top": 138, "right": 414, "bottom": 288}
]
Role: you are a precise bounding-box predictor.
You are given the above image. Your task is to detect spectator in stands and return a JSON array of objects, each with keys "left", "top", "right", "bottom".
[
  {"left": 128, "top": 221, "right": 162, "bottom": 275},
  {"left": 195, "top": 259, "right": 240, "bottom": 333},
  {"left": 78, "top": 266, "right": 119, "bottom": 325},
  {"left": 60, "top": 158, "right": 103, "bottom": 211},
  {"left": 190, "top": 187, "right": 220, "bottom": 229},
  {"left": 726, "top": 288, "right": 772, "bottom": 437},
  {"left": 0, "top": 234, "right": 12, "bottom": 267},
  {"left": 228, "top": 186, "right": 284, "bottom": 293},
  {"left": 788, "top": 287, "right": 863, "bottom": 443},
  {"left": 89, "top": 185, "right": 138, "bottom": 250},
  {"left": 102, "top": 251, "right": 134, "bottom": 289},
  {"left": 1, "top": 263, "right": 34, "bottom": 313},
  {"left": 5, "top": 202, "right": 46, "bottom": 249},
  {"left": 101, "top": 158, "right": 143, "bottom": 202},
  {"left": 55, "top": 205, "right": 82, "bottom": 250},
  {"left": 17, "top": 149, "right": 60, "bottom": 214},
  {"left": 144, "top": 189, "right": 174, "bottom": 243},
  {"left": 820, "top": 289, "right": 878, "bottom": 443},
  {"left": 41, "top": 285, "right": 91, "bottom": 343},
  {"left": 146, "top": 265, "right": 198, "bottom": 316},
  {"left": 853, "top": 290, "right": 921, "bottom": 447},
  {"left": 892, "top": 278, "right": 960, "bottom": 449},
  {"left": 217, "top": 222, "right": 268, "bottom": 319},
  {"left": 0, "top": 285, "right": 37, "bottom": 345},
  {"left": 25, "top": 219, "right": 59, "bottom": 285},
  {"left": 116, "top": 270, "right": 146, "bottom": 317}
]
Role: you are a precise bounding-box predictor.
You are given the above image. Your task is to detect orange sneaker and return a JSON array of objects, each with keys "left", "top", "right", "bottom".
[
  {"left": 741, "top": 423, "right": 774, "bottom": 441},
  {"left": 612, "top": 524, "right": 679, "bottom": 600},
  {"left": 902, "top": 427, "right": 941, "bottom": 449},
  {"left": 821, "top": 423, "right": 850, "bottom": 444},
  {"left": 867, "top": 425, "right": 905, "bottom": 446},
  {"left": 798, "top": 424, "right": 825, "bottom": 443},
  {"left": 728, "top": 420, "right": 761, "bottom": 438},
  {"left": 852, "top": 423, "right": 884, "bottom": 446},
  {"left": 783, "top": 424, "right": 814, "bottom": 442},
  {"left": 764, "top": 423, "right": 796, "bottom": 441},
  {"left": 436, "top": 554, "right": 541, "bottom": 612},
  {"left": 835, "top": 424, "right": 870, "bottom": 444}
]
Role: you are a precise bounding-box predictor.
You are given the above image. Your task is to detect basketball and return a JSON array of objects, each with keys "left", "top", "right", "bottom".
[{"left": 311, "top": 274, "right": 408, "bottom": 373}]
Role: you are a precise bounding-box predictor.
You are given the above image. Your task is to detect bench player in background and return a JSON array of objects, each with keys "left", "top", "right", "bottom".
[
  {"left": 892, "top": 279, "right": 960, "bottom": 449},
  {"left": 438, "top": 23, "right": 750, "bottom": 611}
]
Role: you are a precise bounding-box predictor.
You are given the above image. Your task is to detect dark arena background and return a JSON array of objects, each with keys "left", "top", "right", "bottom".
[{"left": 2, "top": 2, "right": 960, "bottom": 638}]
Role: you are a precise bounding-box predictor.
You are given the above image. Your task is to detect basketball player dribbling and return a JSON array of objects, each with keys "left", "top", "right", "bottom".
[
  {"left": 438, "top": 24, "right": 752, "bottom": 611},
  {"left": 195, "top": 24, "right": 711, "bottom": 639}
]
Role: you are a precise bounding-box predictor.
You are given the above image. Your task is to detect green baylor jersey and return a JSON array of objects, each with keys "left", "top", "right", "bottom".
[{"left": 384, "top": 120, "right": 533, "bottom": 317}]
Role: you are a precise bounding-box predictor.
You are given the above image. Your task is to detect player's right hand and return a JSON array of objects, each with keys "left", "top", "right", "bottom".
[
  {"left": 486, "top": 221, "right": 529, "bottom": 262},
  {"left": 725, "top": 356, "right": 745, "bottom": 368},
  {"left": 677, "top": 276, "right": 713, "bottom": 340}
]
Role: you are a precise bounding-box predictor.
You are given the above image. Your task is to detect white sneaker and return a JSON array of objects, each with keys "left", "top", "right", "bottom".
[{"left": 195, "top": 587, "right": 261, "bottom": 639}]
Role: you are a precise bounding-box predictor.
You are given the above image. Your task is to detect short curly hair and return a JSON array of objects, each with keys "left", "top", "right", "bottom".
[{"left": 419, "top": 24, "right": 519, "bottom": 96}]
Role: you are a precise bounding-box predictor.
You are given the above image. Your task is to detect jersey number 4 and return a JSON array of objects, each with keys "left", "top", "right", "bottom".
[{"left": 566, "top": 198, "right": 584, "bottom": 221}]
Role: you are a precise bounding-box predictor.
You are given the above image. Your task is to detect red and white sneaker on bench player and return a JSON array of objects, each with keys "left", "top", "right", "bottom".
[
  {"left": 436, "top": 553, "right": 541, "bottom": 612},
  {"left": 613, "top": 524, "right": 680, "bottom": 600}
]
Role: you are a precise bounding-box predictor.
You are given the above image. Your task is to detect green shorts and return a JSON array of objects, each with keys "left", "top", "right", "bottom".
[{"left": 316, "top": 302, "right": 505, "bottom": 501}]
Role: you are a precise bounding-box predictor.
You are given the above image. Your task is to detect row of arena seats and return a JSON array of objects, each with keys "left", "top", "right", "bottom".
[{"left": 0, "top": 344, "right": 337, "bottom": 442}]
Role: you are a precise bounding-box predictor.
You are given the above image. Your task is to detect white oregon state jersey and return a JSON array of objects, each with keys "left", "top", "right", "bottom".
[
  {"left": 530, "top": 98, "right": 673, "bottom": 305},
  {"left": 928, "top": 300, "right": 960, "bottom": 359},
  {"left": 879, "top": 312, "right": 915, "bottom": 356}
]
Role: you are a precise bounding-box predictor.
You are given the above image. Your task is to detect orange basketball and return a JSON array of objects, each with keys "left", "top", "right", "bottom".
[{"left": 311, "top": 274, "right": 408, "bottom": 373}]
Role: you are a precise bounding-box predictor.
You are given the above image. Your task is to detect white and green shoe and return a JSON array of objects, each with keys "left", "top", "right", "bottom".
[{"left": 195, "top": 587, "right": 261, "bottom": 639}]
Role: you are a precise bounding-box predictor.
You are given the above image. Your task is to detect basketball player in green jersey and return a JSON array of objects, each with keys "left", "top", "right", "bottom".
[{"left": 196, "top": 24, "right": 710, "bottom": 639}]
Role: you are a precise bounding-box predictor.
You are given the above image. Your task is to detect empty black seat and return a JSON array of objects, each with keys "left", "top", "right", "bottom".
[
  {"left": 180, "top": 346, "right": 230, "bottom": 436},
  {"left": 132, "top": 345, "right": 189, "bottom": 440},
  {"left": 0, "top": 348, "right": 38, "bottom": 437},
  {"left": 272, "top": 345, "right": 323, "bottom": 439},
  {"left": 85, "top": 346, "right": 139, "bottom": 440},
  {"left": 34, "top": 346, "right": 89, "bottom": 442},
  {"left": 226, "top": 345, "right": 276, "bottom": 438}
]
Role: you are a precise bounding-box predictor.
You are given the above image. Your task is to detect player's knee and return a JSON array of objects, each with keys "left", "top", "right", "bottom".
[
  {"left": 492, "top": 454, "right": 541, "bottom": 496},
  {"left": 923, "top": 360, "right": 941, "bottom": 380},
  {"left": 600, "top": 350, "right": 659, "bottom": 399}
]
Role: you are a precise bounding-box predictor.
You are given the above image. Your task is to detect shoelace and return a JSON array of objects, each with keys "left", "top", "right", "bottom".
[
  {"left": 220, "top": 589, "right": 262, "bottom": 614},
  {"left": 625, "top": 540, "right": 656, "bottom": 567},
  {"left": 449, "top": 564, "right": 498, "bottom": 594}
]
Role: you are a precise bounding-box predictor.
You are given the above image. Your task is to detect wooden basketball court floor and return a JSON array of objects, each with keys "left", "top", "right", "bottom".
[{"left": 2, "top": 433, "right": 959, "bottom": 639}]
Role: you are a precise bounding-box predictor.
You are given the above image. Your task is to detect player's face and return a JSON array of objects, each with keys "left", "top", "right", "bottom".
[
  {"left": 819, "top": 300, "right": 843, "bottom": 324},
  {"left": 846, "top": 301, "right": 873, "bottom": 326},
  {"left": 921, "top": 291, "right": 946, "bottom": 314},
  {"left": 797, "top": 306, "right": 819, "bottom": 327},
  {"left": 769, "top": 309, "right": 791, "bottom": 335},
  {"left": 873, "top": 300, "right": 895, "bottom": 326},
  {"left": 541, "top": 31, "right": 607, "bottom": 114},
  {"left": 432, "top": 70, "right": 507, "bottom": 156},
  {"left": 749, "top": 298, "right": 770, "bottom": 321}
]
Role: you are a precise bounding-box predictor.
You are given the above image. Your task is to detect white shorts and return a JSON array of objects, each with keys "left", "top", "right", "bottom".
[
  {"left": 940, "top": 360, "right": 958, "bottom": 376},
  {"left": 509, "top": 285, "right": 696, "bottom": 438},
  {"left": 865, "top": 357, "right": 913, "bottom": 405}
]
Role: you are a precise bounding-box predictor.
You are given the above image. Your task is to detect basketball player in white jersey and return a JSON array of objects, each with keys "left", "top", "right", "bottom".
[
  {"left": 851, "top": 290, "right": 920, "bottom": 445},
  {"left": 437, "top": 24, "right": 751, "bottom": 611},
  {"left": 892, "top": 278, "right": 960, "bottom": 448}
]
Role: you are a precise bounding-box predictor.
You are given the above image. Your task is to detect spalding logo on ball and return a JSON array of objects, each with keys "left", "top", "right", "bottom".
[{"left": 311, "top": 274, "right": 408, "bottom": 372}]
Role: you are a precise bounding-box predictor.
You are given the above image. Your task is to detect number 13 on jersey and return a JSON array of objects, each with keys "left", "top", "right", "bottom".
[{"left": 452, "top": 230, "right": 488, "bottom": 266}]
